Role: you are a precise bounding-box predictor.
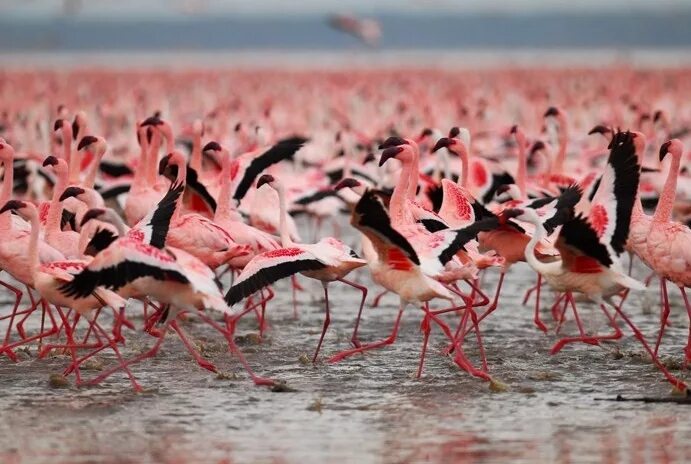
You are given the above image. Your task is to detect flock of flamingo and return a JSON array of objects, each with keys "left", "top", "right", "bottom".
[{"left": 0, "top": 67, "right": 689, "bottom": 392}]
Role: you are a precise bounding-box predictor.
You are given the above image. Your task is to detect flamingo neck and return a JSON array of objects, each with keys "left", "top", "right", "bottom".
[
  {"left": 0, "top": 156, "right": 14, "bottom": 230},
  {"left": 406, "top": 147, "right": 419, "bottom": 201},
  {"left": 515, "top": 139, "right": 527, "bottom": 198},
  {"left": 274, "top": 184, "right": 293, "bottom": 246},
  {"left": 524, "top": 219, "right": 557, "bottom": 275},
  {"left": 190, "top": 132, "right": 202, "bottom": 173},
  {"left": 147, "top": 131, "right": 162, "bottom": 185},
  {"left": 84, "top": 147, "right": 105, "bottom": 189},
  {"left": 62, "top": 131, "right": 79, "bottom": 183},
  {"left": 457, "top": 145, "right": 469, "bottom": 188},
  {"left": 28, "top": 210, "right": 40, "bottom": 273},
  {"left": 653, "top": 152, "right": 681, "bottom": 222},
  {"left": 553, "top": 131, "right": 567, "bottom": 174},
  {"left": 47, "top": 170, "right": 67, "bottom": 234},
  {"left": 391, "top": 159, "right": 412, "bottom": 226},
  {"left": 215, "top": 152, "right": 233, "bottom": 220}
]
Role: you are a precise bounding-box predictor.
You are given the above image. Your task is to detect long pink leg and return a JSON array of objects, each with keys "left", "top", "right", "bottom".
[
  {"left": 15, "top": 296, "right": 43, "bottom": 340},
  {"left": 54, "top": 306, "right": 82, "bottom": 384},
  {"left": 328, "top": 304, "right": 405, "bottom": 364},
  {"left": 553, "top": 293, "right": 569, "bottom": 334},
  {"left": 291, "top": 275, "right": 299, "bottom": 319},
  {"left": 551, "top": 300, "right": 622, "bottom": 354},
  {"left": 680, "top": 287, "right": 691, "bottom": 364},
  {"left": 417, "top": 306, "right": 431, "bottom": 378},
  {"left": 371, "top": 290, "right": 389, "bottom": 308},
  {"left": 1, "top": 301, "right": 58, "bottom": 354},
  {"left": 0, "top": 279, "right": 24, "bottom": 361},
  {"left": 473, "top": 271, "right": 505, "bottom": 327},
  {"left": 611, "top": 303, "right": 687, "bottom": 391},
  {"left": 532, "top": 274, "right": 548, "bottom": 332},
  {"left": 468, "top": 309, "right": 489, "bottom": 373},
  {"left": 196, "top": 312, "right": 275, "bottom": 386},
  {"left": 338, "top": 278, "right": 368, "bottom": 348},
  {"left": 312, "top": 283, "right": 330, "bottom": 363},
  {"left": 170, "top": 320, "right": 217, "bottom": 372},
  {"left": 452, "top": 304, "right": 491, "bottom": 381},
  {"left": 654, "top": 278, "right": 671, "bottom": 356},
  {"left": 87, "top": 321, "right": 163, "bottom": 391}
]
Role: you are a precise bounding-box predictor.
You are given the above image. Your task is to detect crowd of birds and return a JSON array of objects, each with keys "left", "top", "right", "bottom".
[{"left": 0, "top": 68, "right": 689, "bottom": 392}]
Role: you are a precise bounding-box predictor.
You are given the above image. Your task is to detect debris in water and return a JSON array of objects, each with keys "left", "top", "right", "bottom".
[
  {"left": 234, "top": 333, "right": 263, "bottom": 346},
  {"left": 307, "top": 397, "right": 323, "bottom": 413},
  {"left": 48, "top": 373, "right": 70, "bottom": 389},
  {"left": 81, "top": 357, "right": 104, "bottom": 371},
  {"left": 298, "top": 354, "right": 311, "bottom": 365}
]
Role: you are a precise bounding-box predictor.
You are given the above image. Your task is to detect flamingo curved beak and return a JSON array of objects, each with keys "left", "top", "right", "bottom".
[
  {"left": 431, "top": 138, "right": 452, "bottom": 153},
  {"left": 378, "top": 136, "right": 408, "bottom": 150},
  {"left": 0, "top": 200, "right": 26, "bottom": 215},
  {"left": 379, "top": 146, "right": 404, "bottom": 167},
  {"left": 78, "top": 135, "right": 98, "bottom": 151},
  {"left": 659, "top": 141, "right": 672, "bottom": 162},
  {"left": 60, "top": 186, "right": 86, "bottom": 202},
  {"left": 42, "top": 156, "right": 59, "bottom": 167},
  {"left": 80, "top": 208, "right": 106, "bottom": 227},
  {"left": 257, "top": 174, "right": 275, "bottom": 188}
]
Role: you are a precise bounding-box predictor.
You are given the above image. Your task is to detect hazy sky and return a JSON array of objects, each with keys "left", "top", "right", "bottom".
[{"left": 2, "top": 0, "right": 690, "bottom": 18}]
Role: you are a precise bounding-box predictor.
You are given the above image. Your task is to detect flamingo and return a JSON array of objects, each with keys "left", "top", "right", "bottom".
[
  {"left": 647, "top": 139, "right": 691, "bottom": 359},
  {"left": 226, "top": 174, "right": 368, "bottom": 362}
]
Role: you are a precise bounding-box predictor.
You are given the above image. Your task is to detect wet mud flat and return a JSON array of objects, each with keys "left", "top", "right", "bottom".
[{"left": 0, "top": 263, "right": 690, "bottom": 463}]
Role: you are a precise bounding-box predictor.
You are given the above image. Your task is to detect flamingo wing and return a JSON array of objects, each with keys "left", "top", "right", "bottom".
[
  {"left": 225, "top": 247, "right": 327, "bottom": 305},
  {"left": 134, "top": 181, "right": 184, "bottom": 248},
  {"left": 438, "top": 179, "right": 476, "bottom": 229},
  {"left": 351, "top": 190, "right": 420, "bottom": 266},
  {"left": 84, "top": 227, "right": 118, "bottom": 256},
  {"left": 541, "top": 184, "right": 582, "bottom": 234},
  {"left": 557, "top": 214, "right": 613, "bottom": 269},
  {"left": 59, "top": 240, "right": 189, "bottom": 298},
  {"left": 233, "top": 136, "right": 308, "bottom": 201},
  {"left": 588, "top": 131, "right": 640, "bottom": 256}
]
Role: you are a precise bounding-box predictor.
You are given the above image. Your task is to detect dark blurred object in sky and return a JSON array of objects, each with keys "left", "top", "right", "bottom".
[{"left": 328, "top": 14, "right": 381, "bottom": 46}]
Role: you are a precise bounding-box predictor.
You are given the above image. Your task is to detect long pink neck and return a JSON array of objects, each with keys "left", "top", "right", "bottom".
[
  {"left": 84, "top": 147, "right": 105, "bottom": 189},
  {"left": 391, "top": 159, "right": 412, "bottom": 227},
  {"left": 28, "top": 208, "right": 40, "bottom": 273},
  {"left": 653, "top": 151, "right": 681, "bottom": 222},
  {"left": 406, "top": 146, "right": 419, "bottom": 201},
  {"left": 190, "top": 131, "right": 202, "bottom": 173},
  {"left": 0, "top": 154, "right": 15, "bottom": 230},
  {"left": 515, "top": 137, "right": 527, "bottom": 198},
  {"left": 215, "top": 152, "right": 233, "bottom": 220},
  {"left": 456, "top": 145, "right": 469, "bottom": 188},
  {"left": 274, "top": 183, "right": 292, "bottom": 246},
  {"left": 147, "top": 131, "right": 162, "bottom": 185},
  {"left": 47, "top": 168, "right": 67, "bottom": 234},
  {"left": 553, "top": 126, "right": 568, "bottom": 174}
]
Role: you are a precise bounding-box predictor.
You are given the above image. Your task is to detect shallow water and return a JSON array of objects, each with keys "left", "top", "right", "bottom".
[{"left": 0, "top": 255, "right": 690, "bottom": 463}]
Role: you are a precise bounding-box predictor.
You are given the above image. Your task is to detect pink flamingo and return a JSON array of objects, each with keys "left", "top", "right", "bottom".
[{"left": 647, "top": 139, "right": 691, "bottom": 360}]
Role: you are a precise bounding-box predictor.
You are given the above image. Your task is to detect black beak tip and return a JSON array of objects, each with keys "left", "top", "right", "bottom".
[
  {"left": 544, "top": 107, "right": 559, "bottom": 117},
  {"left": 59, "top": 187, "right": 85, "bottom": 202},
  {"left": 42, "top": 156, "right": 59, "bottom": 167},
  {"left": 432, "top": 138, "right": 451, "bottom": 153},
  {"left": 80, "top": 208, "right": 106, "bottom": 227},
  {"left": 158, "top": 154, "right": 171, "bottom": 175},
  {"left": 448, "top": 126, "right": 460, "bottom": 138},
  {"left": 509, "top": 125, "right": 518, "bottom": 134},
  {"left": 53, "top": 119, "right": 64, "bottom": 131},
  {"left": 78, "top": 135, "right": 98, "bottom": 151},
  {"left": 659, "top": 141, "right": 672, "bottom": 162},
  {"left": 257, "top": 174, "right": 274, "bottom": 188},
  {"left": 202, "top": 141, "right": 222, "bottom": 152}
]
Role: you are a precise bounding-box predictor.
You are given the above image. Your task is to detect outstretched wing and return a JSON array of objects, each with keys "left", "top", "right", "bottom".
[
  {"left": 434, "top": 217, "right": 502, "bottom": 266},
  {"left": 59, "top": 240, "right": 189, "bottom": 298},
  {"left": 135, "top": 182, "right": 184, "bottom": 249},
  {"left": 557, "top": 214, "right": 613, "bottom": 270},
  {"left": 225, "top": 247, "right": 326, "bottom": 305},
  {"left": 84, "top": 228, "right": 118, "bottom": 256},
  {"left": 588, "top": 131, "right": 640, "bottom": 256},
  {"left": 541, "top": 184, "right": 582, "bottom": 234},
  {"left": 233, "top": 136, "right": 308, "bottom": 201},
  {"left": 351, "top": 190, "right": 420, "bottom": 267}
]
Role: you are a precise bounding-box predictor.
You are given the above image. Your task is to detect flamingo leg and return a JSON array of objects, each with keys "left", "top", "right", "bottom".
[
  {"left": 0, "top": 278, "right": 23, "bottom": 361},
  {"left": 553, "top": 293, "right": 569, "bottom": 334},
  {"left": 170, "top": 320, "right": 217, "bottom": 373},
  {"left": 54, "top": 306, "right": 82, "bottom": 385},
  {"left": 312, "top": 283, "right": 331, "bottom": 363},
  {"left": 452, "top": 305, "right": 491, "bottom": 381},
  {"left": 371, "top": 289, "right": 389, "bottom": 308},
  {"left": 680, "top": 287, "right": 691, "bottom": 364},
  {"left": 337, "top": 277, "right": 368, "bottom": 348},
  {"left": 328, "top": 303, "right": 405, "bottom": 364},
  {"left": 532, "top": 274, "right": 548, "bottom": 332},
  {"left": 291, "top": 275, "right": 300, "bottom": 319},
  {"left": 417, "top": 305, "right": 431, "bottom": 379},
  {"left": 654, "top": 278, "right": 671, "bottom": 356},
  {"left": 473, "top": 271, "right": 505, "bottom": 327},
  {"left": 611, "top": 302, "right": 687, "bottom": 391}
]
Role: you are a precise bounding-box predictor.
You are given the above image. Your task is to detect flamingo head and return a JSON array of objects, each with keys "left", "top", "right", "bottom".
[
  {"left": 588, "top": 124, "right": 612, "bottom": 138},
  {"left": 659, "top": 139, "right": 683, "bottom": 162},
  {"left": 59, "top": 186, "right": 86, "bottom": 202},
  {"left": 0, "top": 200, "right": 33, "bottom": 219},
  {"left": 42, "top": 155, "right": 68, "bottom": 176},
  {"left": 495, "top": 184, "right": 520, "bottom": 202},
  {"left": 433, "top": 136, "right": 466, "bottom": 158},
  {"left": 378, "top": 145, "right": 406, "bottom": 167},
  {"left": 72, "top": 111, "right": 87, "bottom": 139}
]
